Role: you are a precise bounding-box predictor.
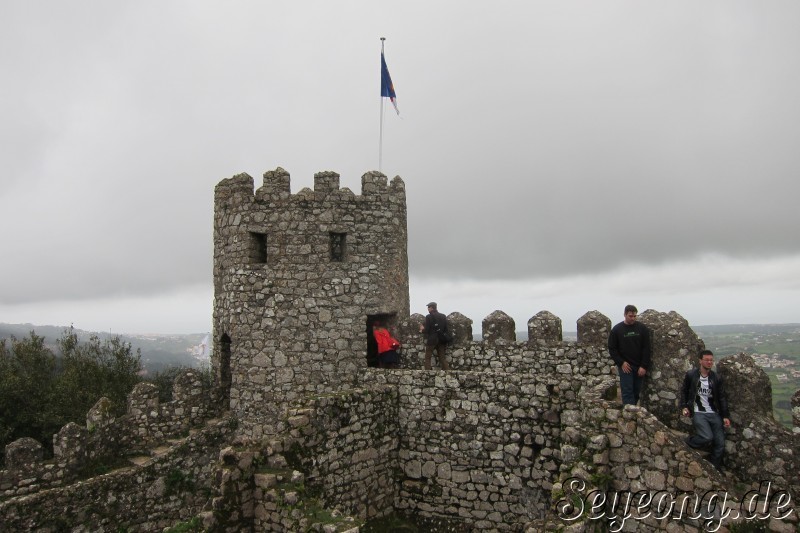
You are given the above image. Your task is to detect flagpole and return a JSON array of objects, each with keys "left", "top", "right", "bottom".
[{"left": 379, "top": 37, "right": 385, "bottom": 173}]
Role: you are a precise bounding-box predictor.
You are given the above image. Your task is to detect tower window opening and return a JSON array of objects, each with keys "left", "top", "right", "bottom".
[
  {"left": 249, "top": 232, "right": 267, "bottom": 264},
  {"left": 330, "top": 232, "right": 346, "bottom": 262}
]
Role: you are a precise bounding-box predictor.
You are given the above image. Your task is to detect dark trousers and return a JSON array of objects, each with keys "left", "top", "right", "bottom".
[
  {"left": 687, "top": 412, "right": 725, "bottom": 468},
  {"left": 425, "top": 342, "right": 449, "bottom": 370},
  {"left": 617, "top": 365, "right": 643, "bottom": 405}
]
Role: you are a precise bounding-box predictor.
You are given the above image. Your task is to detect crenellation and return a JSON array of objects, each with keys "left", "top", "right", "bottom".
[
  {"left": 52, "top": 422, "right": 87, "bottom": 468},
  {"left": 86, "top": 396, "right": 114, "bottom": 431},
  {"left": 313, "top": 170, "right": 340, "bottom": 194},
  {"left": 528, "top": 310, "right": 562, "bottom": 345},
  {"left": 4, "top": 438, "right": 43, "bottom": 473},
  {"left": 482, "top": 310, "right": 516, "bottom": 344},
  {"left": 447, "top": 311, "right": 473, "bottom": 345},
  {"left": 0, "top": 369, "right": 218, "bottom": 504},
  {"left": 576, "top": 309, "right": 611, "bottom": 345},
  {"left": 360, "top": 170, "right": 388, "bottom": 195},
  {"left": 258, "top": 166, "right": 291, "bottom": 201},
  {"left": 216, "top": 172, "right": 257, "bottom": 206}
]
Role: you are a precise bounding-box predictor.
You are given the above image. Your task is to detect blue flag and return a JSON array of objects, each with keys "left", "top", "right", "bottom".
[{"left": 381, "top": 52, "right": 399, "bottom": 115}]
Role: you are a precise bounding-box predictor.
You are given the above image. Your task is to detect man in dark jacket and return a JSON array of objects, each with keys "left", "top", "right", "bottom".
[
  {"left": 608, "top": 304, "right": 651, "bottom": 405},
  {"left": 420, "top": 302, "right": 450, "bottom": 370},
  {"left": 681, "top": 349, "right": 731, "bottom": 470}
]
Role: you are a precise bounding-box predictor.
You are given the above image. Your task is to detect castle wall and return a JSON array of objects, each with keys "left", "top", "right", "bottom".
[
  {"left": 5, "top": 306, "right": 795, "bottom": 531},
  {"left": 0, "top": 369, "right": 217, "bottom": 501},
  {"left": 200, "top": 387, "right": 397, "bottom": 532},
  {"left": 281, "top": 386, "right": 400, "bottom": 521},
  {"left": 357, "top": 369, "right": 567, "bottom": 530},
  {"left": 0, "top": 418, "right": 233, "bottom": 532},
  {"left": 213, "top": 168, "right": 409, "bottom": 439}
]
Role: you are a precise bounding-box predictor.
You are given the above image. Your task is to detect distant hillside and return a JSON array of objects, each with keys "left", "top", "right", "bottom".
[{"left": 0, "top": 323, "right": 211, "bottom": 375}]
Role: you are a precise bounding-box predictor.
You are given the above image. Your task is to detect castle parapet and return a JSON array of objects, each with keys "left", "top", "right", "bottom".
[
  {"left": 576, "top": 310, "right": 611, "bottom": 345},
  {"left": 4, "top": 438, "right": 42, "bottom": 473},
  {"left": 448, "top": 312, "right": 473, "bottom": 345},
  {"left": 219, "top": 167, "right": 407, "bottom": 207},
  {"left": 482, "top": 310, "right": 515, "bottom": 344},
  {"left": 361, "top": 171, "right": 388, "bottom": 196},
  {"left": 258, "top": 167, "right": 291, "bottom": 201},
  {"left": 128, "top": 382, "right": 160, "bottom": 435},
  {"left": 0, "top": 369, "right": 217, "bottom": 500},
  {"left": 717, "top": 353, "right": 773, "bottom": 418},
  {"left": 86, "top": 396, "right": 114, "bottom": 431},
  {"left": 528, "top": 311, "right": 562, "bottom": 345},
  {"left": 215, "top": 172, "right": 256, "bottom": 206},
  {"left": 53, "top": 422, "right": 87, "bottom": 469},
  {"left": 313, "top": 170, "right": 340, "bottom": 195},
  {"left": 398, "top": 314, "right": 424, "bottom": 346}
]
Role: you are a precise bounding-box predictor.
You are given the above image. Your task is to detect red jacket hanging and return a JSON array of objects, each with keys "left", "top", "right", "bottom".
[{"left": 374, "top": 328, "right": 400, "bottom": 353}]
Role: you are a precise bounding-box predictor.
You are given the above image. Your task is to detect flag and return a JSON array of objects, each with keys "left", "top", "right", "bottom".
[
  {"left": 381, "top": 52, "right": 399, "bottom": 115},
  {"left": 197, "top": 334, "right": 210, "bottom": 358}
]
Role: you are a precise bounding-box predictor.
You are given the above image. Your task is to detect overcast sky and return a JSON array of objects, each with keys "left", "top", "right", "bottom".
[{"left": 2, "top": 1, "right": 799, "bottom": 334}]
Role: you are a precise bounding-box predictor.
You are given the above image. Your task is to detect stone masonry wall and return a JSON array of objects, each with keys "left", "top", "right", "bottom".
[
  {"left": 281, "top": 385, "right": 400, "bottom": 521},
  {"left": 0, "top": 369, "right": 217, "bottom": 501},
  {"left": 536, "top": 375, "right": 738, "bottom": 532},
  {"left": 0, "top": 417, "right": 234, "bottom": 532},
  {"left": 200, "top": 386, "right": 398, "bottom": 532},
  {"left": 213, "top": 168, "right": 409, "bottom": 440},
  {"left": 3, "top": 307, "right": 795, "bottom": 531},
  {"left": 396, "top": 311, "right": 614, "bottom": 378},
  {"left": 357, "top": 369, "right": 570, "bottom": 530}
]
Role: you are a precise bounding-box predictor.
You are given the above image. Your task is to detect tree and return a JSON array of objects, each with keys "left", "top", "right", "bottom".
[
  {"left": 0, "top": 332, "right": 59, "bottom": 457},
  {"left": 0, "top": 328, "right": 142, "bottom": 463},
  {"left": 52, "top": 328, "right": 142, "bottom": 422}
]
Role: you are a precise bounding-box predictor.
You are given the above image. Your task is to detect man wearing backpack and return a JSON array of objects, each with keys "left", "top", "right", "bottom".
[{"left": 420, "top": 302, "right": 450, "bottom": 370}]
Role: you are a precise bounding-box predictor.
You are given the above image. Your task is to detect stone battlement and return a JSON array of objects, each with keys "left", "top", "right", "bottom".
[
  {"left": 0, "top": 369, "right": 218, "bottom": 501},
  {"left": 214, "top": 167, "right": 406, "bottom": 205}
]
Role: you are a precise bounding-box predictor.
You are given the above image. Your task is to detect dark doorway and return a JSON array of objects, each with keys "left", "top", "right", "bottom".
[{"left": 219, "top": 333, "right": 232, "bottom": 408}]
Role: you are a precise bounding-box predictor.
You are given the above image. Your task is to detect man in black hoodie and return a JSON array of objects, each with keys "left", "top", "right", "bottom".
[
  {"left": 681, "top": 349, "right": 731, "bottom": 470},
  {"left": 608, "top": 304, "right": 651, "bottom": 405}
]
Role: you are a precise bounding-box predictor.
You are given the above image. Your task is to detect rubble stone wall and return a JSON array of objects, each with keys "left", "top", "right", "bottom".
[
  {"left": 213, "top": 169, "right": 410, "bottom": 440},
  {"left": 0, "top": 369, "right": 217, "bottom": 501},
  {"left": 357, "top": 369, "right": 570, "bottom": 530},
  {"left": 0, "top": 417, "right": 233, "bottom": 532}
]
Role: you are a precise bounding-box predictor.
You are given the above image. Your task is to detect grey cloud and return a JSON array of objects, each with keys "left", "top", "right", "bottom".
[{"left": 2, "top": 2, "right": 800, "bottom": 331}]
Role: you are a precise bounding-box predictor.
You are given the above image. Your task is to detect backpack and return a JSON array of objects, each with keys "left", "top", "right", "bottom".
[{"left": 434, "top": 320, "right": 453, "bottom": 344}]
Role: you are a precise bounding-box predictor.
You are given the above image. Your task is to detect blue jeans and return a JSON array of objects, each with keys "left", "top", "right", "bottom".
[
  {"left": 618, "top": 365, "right": 643, "bottom": 405},
  {"left": 687, "top": 412, "right": 725, "bottom": 468}
]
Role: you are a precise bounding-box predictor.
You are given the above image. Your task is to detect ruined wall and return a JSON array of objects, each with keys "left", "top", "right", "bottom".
[
  {"left": 0, "top": 369, "right": 217, "bottom": 501},
  {"left": 536, "top": 376, "right": 735, "bottom": 532},
  {"left": 200, "top": 387, "right": 398, "bottom": 532},
  {"left": 213, "top": 168, "right": 409, "bottom": 439},
  {"left": 281, "top": 386, "right": 400, "bottom": 521},
  {"left": 717, "top": 354, "right": 799, "bottom": 494},
  {"left": 0, "top": 417, "right": 233, "bottom": 532},
  {"left": 357, "top": 369, "right": 568, "bottom": 530}
]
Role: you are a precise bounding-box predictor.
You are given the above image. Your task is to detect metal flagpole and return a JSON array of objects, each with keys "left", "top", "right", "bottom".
[{"left": 379, "top": 37, "right": 385, "bottom": 173}]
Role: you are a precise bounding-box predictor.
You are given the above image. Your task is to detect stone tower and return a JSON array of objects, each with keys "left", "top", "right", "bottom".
[{"left": 212, "top": 167, "right": 409, "bottom": 438}]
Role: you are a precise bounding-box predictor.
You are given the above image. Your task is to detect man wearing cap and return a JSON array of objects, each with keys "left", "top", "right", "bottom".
[{"left": 420, "top": 302, "right": 450, "bottom": 370}]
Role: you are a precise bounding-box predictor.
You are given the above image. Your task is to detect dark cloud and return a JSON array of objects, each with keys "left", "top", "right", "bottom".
[{"left": 2, "top": 2, "right": 800, "bottom": 331}]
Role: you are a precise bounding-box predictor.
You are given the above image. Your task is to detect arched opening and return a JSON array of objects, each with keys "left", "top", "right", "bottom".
[{"left": 219, "top": 333, "right": 232, "bottom": 408}]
